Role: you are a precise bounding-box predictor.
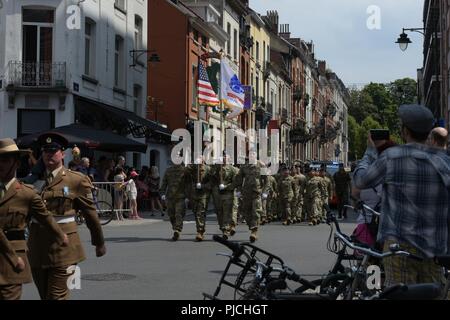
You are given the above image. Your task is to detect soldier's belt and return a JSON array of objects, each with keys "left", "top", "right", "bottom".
[
  {"left": 4, "top": 230, "right": 25, "bottom": 241},
  {"left": 31, "top": 215, "right": 76, "bottom": 225}
]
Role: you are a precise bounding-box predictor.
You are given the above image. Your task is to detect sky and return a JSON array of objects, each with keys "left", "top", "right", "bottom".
[{"left": 250, "top": 0, "right": 424, "bottom": 87}]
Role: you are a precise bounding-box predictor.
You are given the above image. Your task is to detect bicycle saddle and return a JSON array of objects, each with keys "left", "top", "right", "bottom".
[
  {"left": 381, "top": 283, "right": 442, "bottom": 300},
  {"left": 435, "top": 255, "right": 450, "bottom": 269}
]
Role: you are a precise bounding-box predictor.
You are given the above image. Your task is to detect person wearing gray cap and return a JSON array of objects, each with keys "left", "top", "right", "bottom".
[{"left": 353, "top": 104, "right": 450, "bottom": 293}]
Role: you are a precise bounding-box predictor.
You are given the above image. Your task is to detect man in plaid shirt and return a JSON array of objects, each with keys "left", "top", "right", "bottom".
[{"left": 354, "top": 104, "right": 450, "bottom": 289}]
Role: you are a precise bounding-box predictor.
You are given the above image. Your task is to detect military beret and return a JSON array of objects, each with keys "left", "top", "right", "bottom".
[
  {"left": 38, "top": 133, "right": 68, "bottom": 152},
  {"left": 398, "top": 104, "right": 435, "bottom": 134}
]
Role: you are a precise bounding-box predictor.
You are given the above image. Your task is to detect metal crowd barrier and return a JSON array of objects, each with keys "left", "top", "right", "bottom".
[{"left": 92, "top": 182, "right": 131, "bottom": 220}]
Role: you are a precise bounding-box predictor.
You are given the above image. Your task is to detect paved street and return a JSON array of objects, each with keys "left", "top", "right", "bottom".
[{"left": 22, "top": 210, "right": 357, "bottom": 300}]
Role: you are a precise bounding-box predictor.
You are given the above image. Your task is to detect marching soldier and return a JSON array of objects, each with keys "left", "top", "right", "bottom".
[
  {"left": 232, "top": 151, "right": 263, "bottom": 242},
  {"left": 210, "top": 153, "right": 239, "bottom": 239},
  {"left": 266, "top": 173, "right": 278, "bottom": 223},
  {"left": 319, "top": 164, "right": 334, "bottom": 222},
  {"left": 294, "top": 163, "right": 307, "bottom": 223},
  {"left": 304, "top": 170, "right": 324, "bottom": 226},
  {"left": 186, "top": 156, "right": 211, "bottom": 241},
  {"left": 161, "top": 156, "right": 189, "bottom": 241},
  {"left": 28, "top": 133, "right": 106, "bottom": 300},
  {"left": 278, "top": 166, "right": 295, "bottom": 225},
  {"left": 0, "top": 139, "right": 68, "bottom": 300}
]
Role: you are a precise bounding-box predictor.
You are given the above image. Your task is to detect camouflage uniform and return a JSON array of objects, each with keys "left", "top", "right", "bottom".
[
  {"left": 266, "top": 175, "right": 278, "bottom": 222},
  {"left": 186, "top": 163, "right": 211, "bottom": 239},
  {"left": 296, "top": 173, "right": 307, "bottom": 222},
  {"left": 260, "top": 175, "right": 273, "bottom": 224},
  {"left": 271, "top": 172, "right": 282, "bottom": 221},
  {"left": 304, "top": 173, "right": 324, "bottom": 225},
  {"left": 210, "top": 164, "right": 239, "bottom": 236},
  {"left": 278, "top": 173, "right": 295, "bottom": 225},
  {"left": 320, "top": 173, "right": 334, "bottom": 220},
  {"left": 233, "top": 161, "right": 264, "bottom": 241},
  {"left": 160, "top": 164, "right": 188, "bottom": 238}
]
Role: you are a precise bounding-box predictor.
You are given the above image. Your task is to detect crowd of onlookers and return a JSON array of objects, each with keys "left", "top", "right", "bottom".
[{"left": 67, "top": 154, "right": 165, "bottom": 220}]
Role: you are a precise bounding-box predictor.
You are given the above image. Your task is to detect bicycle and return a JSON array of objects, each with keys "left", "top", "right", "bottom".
[{"left": 76, "top": 187, "right": 115, "bottom": 226}]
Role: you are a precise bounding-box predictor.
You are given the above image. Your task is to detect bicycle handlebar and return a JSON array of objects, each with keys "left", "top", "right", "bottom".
[
  {"left": 213, "top": 234, "right": 244, "bottom": 257},
  {"left": 334, "top": 232, "right": 423, "bottom": 261}
]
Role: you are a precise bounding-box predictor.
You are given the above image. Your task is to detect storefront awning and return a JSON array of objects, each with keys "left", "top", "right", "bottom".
[
  {"left": 74, "top": 95, "right": 172, "bottom": 141},
  {"left": 16, "top": 123, "right": 148, "bottom": 153}
]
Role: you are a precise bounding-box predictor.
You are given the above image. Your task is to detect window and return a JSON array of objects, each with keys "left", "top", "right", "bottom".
[
  {"left": 256, "top": 75, "right": 259, "bottom": 100},
  {"left": 192, "top": 64, "right": 198, "bottom": 109},
  {"left": 18, "top": 109, "right": 54, "bottom": 137},
  {"left": 133, "top": 85, "right": 142, "bottom": 115},
  {"left": 85, "top": 19, "right": 96, "bottom": 76},
  {"left": 22, "top": 8, "right": 54, "bottom": 86},
  {"left": 134, "top": 15, "right": 143, "bottom": 50},
  {"left": 263, "top": 41, "right": 266, "bottom": 63},
  {"left": 114, "top": 0, "right": 126, "bottom": 13},
  {"left": 256, "top": 41, "right": 259, "bottom": 63},
  {"left": 114, "top": 35, "right": 124, "bottom": 88},
  {"left": 226, "top": 23, "right": 231, "bottom": 55},
  {"left": 233, "top": 28, "right": 237, "bottom": 60}
]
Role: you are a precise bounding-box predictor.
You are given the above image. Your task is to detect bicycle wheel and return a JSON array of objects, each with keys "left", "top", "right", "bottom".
[
  {"left": 95, "top": 201, "right": 115, "bottom": 225},
  {"left": 294, "top": 273, "right": 353, "bottom": 300}
]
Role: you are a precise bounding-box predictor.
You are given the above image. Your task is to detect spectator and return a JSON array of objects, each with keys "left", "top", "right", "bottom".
[
  {"left": 79, "top": 157, "right": 97, "bottom": 181},
  {"left": 354, "top": 104, "right": 450, "bottom": 290},
  {"left": 116, "top": 156, "right": 126, "bottom": 169},
  {"left": 148, "top": 166, "right": 164, "bottom": 216},
  {"left": 428, "top": 127, "right": 448, "bottom": 150},
  {"left": 114, "top": 167, "right": 126, "bottom": 220},
  {"left": 126, "top": 171, "right": 142, "bottom": 220}
]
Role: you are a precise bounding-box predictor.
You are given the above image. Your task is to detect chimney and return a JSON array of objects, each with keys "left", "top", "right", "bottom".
[
  {"left": 279, "top": 24, "right": 291, "bottom": 39},
  {"left": 266, "top": 10, "right": 279, "bottom": 34},
  {"left": 318, "top": 60, "right": 326, "bottom": 75}
]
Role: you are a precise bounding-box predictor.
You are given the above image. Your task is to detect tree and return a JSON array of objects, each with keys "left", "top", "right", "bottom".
[
  {"left": 388, "top": 78, "right": 418, "bottom": 106},
  {"left": 347, "top": 115, "right": 359, "bottom": 161}
]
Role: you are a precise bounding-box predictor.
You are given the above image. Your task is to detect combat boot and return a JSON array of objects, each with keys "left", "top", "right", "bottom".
[
  {"left": 195, "top": 232, "right": 204, "bottom": 242},
  {"left": 230, "top": 228, "right": 236, "bottom": 236},
  {"left": 222, "top": 231, "right": 230, "bottom": 240},
  {"left": 249, "top": 229, "right": 258, "bottom": 243},
  {"left": 172, "top": 231, "right": 180, "bottom": 241}
]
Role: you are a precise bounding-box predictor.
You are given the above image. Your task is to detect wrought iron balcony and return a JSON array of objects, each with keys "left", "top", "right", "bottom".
[{"left": 6, "top": 61, "right": 66, "bottom": 89}]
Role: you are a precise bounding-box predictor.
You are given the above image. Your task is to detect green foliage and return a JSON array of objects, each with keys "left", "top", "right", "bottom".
[{"left": 347, "top": 78, "right": 417, "bottom": 158}]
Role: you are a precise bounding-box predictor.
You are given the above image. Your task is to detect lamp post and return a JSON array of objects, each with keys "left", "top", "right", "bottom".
[{"left": 395, "top": 28, "right": 425, "bottom": 51}]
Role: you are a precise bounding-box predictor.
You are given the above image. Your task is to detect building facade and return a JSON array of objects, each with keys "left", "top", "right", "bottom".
[{"left": 0, "top": 0, "right": 168, "bottom": 171}]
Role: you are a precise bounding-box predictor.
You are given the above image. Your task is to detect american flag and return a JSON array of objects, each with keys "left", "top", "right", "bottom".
[{"left": 198, "top": 61, "right": 220, "bottom": 106}]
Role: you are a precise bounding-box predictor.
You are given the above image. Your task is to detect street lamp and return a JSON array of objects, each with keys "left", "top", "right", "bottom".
[
  {"left": 129, "top": 49, "right": 161, "bottom": 68},
  {"left": 395, "top": 28, "right": 425, "bottom": 52}
]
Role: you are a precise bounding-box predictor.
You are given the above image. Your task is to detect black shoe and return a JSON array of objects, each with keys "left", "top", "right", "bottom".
[
  {"left": 172, "top": 231, "right": 180, "bottom": 241},
  {"left": 230, "top": 228, "right": 236, "bottom": 236}
]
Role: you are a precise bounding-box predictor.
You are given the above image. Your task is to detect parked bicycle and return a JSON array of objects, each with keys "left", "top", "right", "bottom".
[{"left": 76, "top": 187, "right": 115, "bottom": 226}]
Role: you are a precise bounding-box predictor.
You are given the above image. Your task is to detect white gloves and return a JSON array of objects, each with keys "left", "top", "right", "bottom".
[
  {"left": 161, "top": 195, "right": 166, "bottom": 201},
  {"left": 262, "top": 193, "right": 268, "bottom": 199},
  {"left": 236, "top": 191, "right": 242, "bottom": 198},
  {"left": 219, "top": 184, "right": 225, "bottom": 191},
  {"left": 196, "top": 183, "right": 202, "bottom": 190}
]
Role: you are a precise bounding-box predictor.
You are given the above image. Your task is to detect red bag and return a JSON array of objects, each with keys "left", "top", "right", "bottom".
[{"left": 352, "top": 223, "right": 376, "bottom": 256}]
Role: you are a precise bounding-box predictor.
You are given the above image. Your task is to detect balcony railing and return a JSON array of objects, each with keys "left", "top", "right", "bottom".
[{"left": 6, "top": 61, "right": 66, "bottom": 88}]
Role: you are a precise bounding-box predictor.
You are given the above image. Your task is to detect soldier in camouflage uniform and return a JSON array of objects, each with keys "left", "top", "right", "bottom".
[
  {"left": 160, "top": 161, "right": 188, "bottom": 241},
  {"left": 278, "top": 166, "right": 295, "bottom": 225},
  {"left": 265, "top": 173, "right": 278, "bottom": 223},
  {"left": 210, "top": 154, "right": 239, "bottom": 238},
  {"left": 186, "top": 156, "right": 211, "bottom": 241},
  {"left": 259, "top": 163, "right": 274, "bottom": 225},
  {"left": 232, "top": 152, "right": 263, "bottom": 242},
  {"left": 319, "top": 165, "right": 334, "bottom": 222},
  {"left": 292, "top": 163, "right": 307, "bottom": 223},
  {"left": 304, "top": 170, "right": 324, "bottom": 226},
  {"left": 270, "top": 166, "right": 283, "bottom": 222}
]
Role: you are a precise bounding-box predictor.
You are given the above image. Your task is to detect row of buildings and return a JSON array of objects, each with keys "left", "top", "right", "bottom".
[
  {"left": 150, "top": 0, "right": 349, "bottom": 168},
  {"left": 0, "top": 0, "right": 349, "bottom": 177},
  {"left": 418, "top": 0, "right": 450, "bottom": 130}
]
